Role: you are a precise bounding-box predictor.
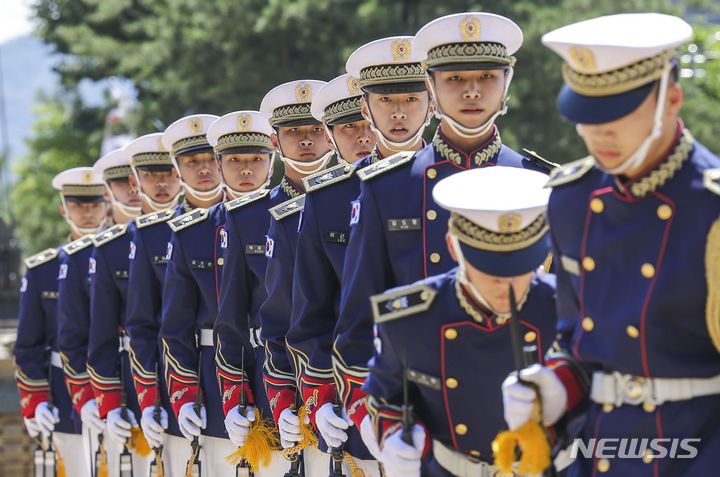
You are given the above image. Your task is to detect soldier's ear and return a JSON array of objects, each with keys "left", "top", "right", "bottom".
[
  {"left": 360, "top": 97, "right": 371, "bottom": 123},
  {"left": 664, "top": 82, "right": 683, "bottom": 119},
  {"left": 445, "top": 233, "right": 458, "bottom": 263},
  {"left": 323, "top": 127, "right": 334, "bottom": 150},
  {"left": 59, "top": 203, "right": 66, "bottom": 218},
  {"left": 271, "top": 133, "right": 280, "bottom": 151}
]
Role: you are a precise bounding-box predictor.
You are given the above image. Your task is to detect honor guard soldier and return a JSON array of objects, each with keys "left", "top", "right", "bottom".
[
  {"left": 208, "top": 110, "right": 290, "bottom": 476},
  {"left": 334, "top": 13, "right": 549, "bottom": 454},
  {"left": 364, "top": 167, "right": 557, "bottom": 477},
  {"left": 86, "top": 148, "right": 151, "bottom": 476},
  {"left": 257, "top": 79, "right": 331, "bottom": 475},
  {"left": 158, "top": 113, "right": 243, "bottom": 476},
  {"left": 14, "top": 167, "right": 108, "bottom": 476},
  {"left": 123, "top": 132, "right": 187, "bottom": 475},
  {"left": 501, "top": 14, "right": 720, "bottom": 476},
  {"left": 285, "top": 73, "right": 382, "bottom": 476}
]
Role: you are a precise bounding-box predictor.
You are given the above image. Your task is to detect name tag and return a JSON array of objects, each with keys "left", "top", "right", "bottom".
[
  {"left": 387, "top": 218, "right": 421, "bottom": 232},
  {"left": 245, "top": 244, "right": 265, "bottom": 255},
  {"left": 190, "top": 259, "right": 214, "bottom": 270},
  {"left": 114, "top": 270, "right": 129, "bottom": 279},
  {"left": 152, "top": 255, "right": 168, "bottom": 265},
  {"left": 325, "top": 231, "right": 349, "bottom": 245},
  {"left": 561, "top": 255, "right": 580, "bottom": 276},
  {"left": 407, "top": 368, "right": 441, "bottom": 390},
  {"left": 41, "top": 291, "right": 59, "bottom": 299}
]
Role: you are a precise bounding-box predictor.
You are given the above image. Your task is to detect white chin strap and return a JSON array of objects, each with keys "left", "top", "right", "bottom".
[
  {"left": 170, "top": 156, "right": 224, "bottom": 202},
  {"left": 103, "top": 180, "right": 142, "bottom": 219},
  {"left": 130, "top": 168, "right": 181, "bottom": 213},
  {"left": 426, "top": 69, "right": 513, "bottom": 140},
  {"left": 367, "top": 104, "right": 431, "bottom": 154},
  {"left": 61, "top": 196, "right": 108, "bottom": 237},
  {"left": 593, "top": 65, "right": 672, "bottom": 176},
  {"left": 324, "top": 125, "right": 349, "bottom": 165},
  {"left": 278, "top": 146, "right": 333, "bottom": 175}
]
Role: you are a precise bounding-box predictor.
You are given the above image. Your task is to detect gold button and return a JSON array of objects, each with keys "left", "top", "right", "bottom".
[
  {"left": 643, "top": 401, "right": 656, "bottom": 413},
  {"left": 590, "top": 198, "right": 604, "bottom": 213},
  {"left": 426, "top": 210, "right": 437, "bottom": 221},
  {"left": 392, "top": 299, "right": 404, "bottom": 310},
  {"left": 455, "top": 423, "right": 468, "bottom": 435},
  {"left": 657, "top": 204, "right": 672, "bottom": 220},
  {"left": 217, "top": 257, "right": 224, "bottom": 266},
  {"left": 524, "top": 331, "right": 536, "bottom": 343},
  {"left": 420, "top": 291, "right": 430, "bottom": 301},
  {"left": 643, "top": 449, "right": 653, "bottom": 464},
  {"left": 626, "top": 325, "right": 639, "bottom": 339},
  {"left": 602, "top": 403, "right": 614, "bottom": 413},
  {"left": 445, "top": 328, "right": 457, "bottom": 340},
  {"left": 430, "top": 252, "right": 441, "bottom": 263},
  {"left": 427, "top": 168, "right": 437, "bottom": 179},
  {"left": 582, "top": 317, "right": 594, "bottom": 332},
  {"left": 446, "top": 378, "right": 458, "bottom": 389},
  {"left": 597, "top": 458, "right": 610, "bottom": 473},
  {"left": 641, "top": 263, "right": 655, "bottom": 278},
  {"left": 470, "top": 450, "right": 481, "bottom": 457},
  {"left": 582, "top": 256, "right": 595, "bottom": 271}
]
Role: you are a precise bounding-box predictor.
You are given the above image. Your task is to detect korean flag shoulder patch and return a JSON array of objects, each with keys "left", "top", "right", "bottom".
[{"left": 350, "top": 200, "right": 361, "bottom": 226}]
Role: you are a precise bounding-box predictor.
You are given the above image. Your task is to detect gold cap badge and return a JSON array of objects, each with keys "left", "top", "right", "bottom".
[
  {"left": 498, "top": 213, "right": 522, "bottom": 233},
  {"left": 296, "top": 84, "right": 312, "bottom": 103},
  {"left": 347, "top": 77, "right": 360, "bottom": 95},
  {"left": 460, "top": 17, "right": 481, "bottom": 41},
  {"left": 391, "top": 39, "right": 411, "bottom": 61},
  {"left": 238, "top": 114, "right": 252, "bottom": 132},
  {"left": 568, "top": 46, "right": 596, "bottom": 72},
  {"left": 189, "top": 118, "right": 203, "bottom": 134}
]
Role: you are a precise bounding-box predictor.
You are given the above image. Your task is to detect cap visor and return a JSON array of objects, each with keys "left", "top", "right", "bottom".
[
  {"left": 557, "top": 82, "right": 655, "bottom": 125},
  {"left": 362, "top": 82, "right": 427, "bottom": 94},
  {"left": 326, "top": 112, "right": 365, "bottom": 126},
  {"left": 428, "top": 62, "right": 509, "bottom": 72},
  {"left": 135, "top": 164, "right": 175, "bottom": 173},
  {"left": 273, "top": 117, "right": 321, "bottom": 128},
  {"left": 175, "top": 145, "right": 215, "bottom": 157},
  {"left": 63, "top": 195, "right": 106, "bottom": 204},
  {"left": 218, "top": 146, "right": 274, "bottom": 155},
  {"left": 459, "top": 232, "right": 550, "bottom": 277}
]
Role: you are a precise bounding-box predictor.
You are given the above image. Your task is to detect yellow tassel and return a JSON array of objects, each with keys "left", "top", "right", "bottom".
[
  {"left": 155, "top": 451, "right": 165, "bottom": 477},
  {"left": 98, "top": 441, "right": 109, "bottom": 477},
  {"left": 297, "top": 405, "right": 319, "bottom": 449},
  {"left": 225, "top": 411, "right": 280, "bottom": 472},
  {"left": 184, "top": 445, "right": 200, "bottom": 477},
  {"left": 127, "top": 426, "right": 153, "bottom": 457},
  {"left": 52, "top": 443, "right": 66, "bottom": 477},
  {"left": 492, "top": 420, "right": 551, "bottom": 476},
  {"left": 343, "top": 451, "right": 367, "bottom": 477}
]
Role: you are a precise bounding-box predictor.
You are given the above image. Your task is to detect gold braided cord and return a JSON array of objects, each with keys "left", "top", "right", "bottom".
[
  {"left": 280, "top": 177, "right": 302, "bottom": 199},
  {"left": 706, "top": 214, "right": 720, "bottom": 353},
  {"left": 358, "top": 63, "right": 425, "bottom": 87},
  {"left": 343, "top": 451, "right": 367, "bottom": 477},
  {"left": 271, "top": 103, "right": 313, "bottom": 125},
  {"left": 103, "top": 165, "right": 133, "bottom": 180},
  {"left": 449, "top": 212, "right": 549, "bottom": 252},
  {"left": 562, "top": 49, "right": 675, "bottom": 97},
  {"left": 215, "top": 132, "right": 273, "bottom": 152},
  {"left": 629, "top": 128, "right": 693, "bottom": 198},
  {"left": 131, "top": 151, "right": 171, "bottom": 167},
  {"left": 323, "top": 97, "right": 363, "bottom": 125},
  {"left": 171, "top": 134, "right": 210, "bottom": 157},
  {"left": 433, "top": 129, "right": 502, "bottom": 167},
  {"left": 423, "top": 42, "right": 514, "bottom": 69},
  {"left": 184, "top": 444, "right": 200, "bottom": 477},
  {"left": 61, "top": 184, "right": 105, "bottom": 196}
]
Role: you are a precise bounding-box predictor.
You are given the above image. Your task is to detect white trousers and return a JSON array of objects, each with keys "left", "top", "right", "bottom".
[
  {"left": 50, "top": 431, "right": 88, "bottom": 476},
  {"left": 104, "top": 431, "right": 153, "bottom": 477},
  {"left": 152, "top": 433, "right": 191, "bottom": 477}
]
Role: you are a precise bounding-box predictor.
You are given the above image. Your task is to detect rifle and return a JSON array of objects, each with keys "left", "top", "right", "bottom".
[
  {"left": 400, "top": 350, "right": 414, "bottom": 446},
  {"left": 44, "top": 360, "right": 57, "bottom": 477},
  {"left": 185, "top": 345, "right": 202, "bottom": 477},
  {"left": 330, "top": 391, "right": 346, "bottom": 477},
  {"left": 149, "top": 364, "right": 164, "bottom": 477},
  {"left": 283, "top": 392, "right": 303, "bottom": 477},
  {"left": 235, "top": 346, "right": 252, "bottom": 477},
  {"left": 119, "top": 352, "right": 134, "bottom": 477}
]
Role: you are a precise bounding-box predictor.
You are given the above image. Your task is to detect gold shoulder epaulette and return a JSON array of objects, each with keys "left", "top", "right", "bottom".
[
  {"left": 269, "top": 195, "right": 306, "bottom": 221},
  {"left": 522, "top": 148, "right": 560, "bottom": 173},
  {"left": 62, "top": 235, "right": 94, "bottom": 255},
  {"left": 168, "top": 208, "right": 210, "bottom": 232},
  {"left": 24, "top": 248, "right": 59, "bottom": 269},
  {"left": 225, "top": 188, "right": 270, "bottom": 212},
  {"left": 704, "top": 169, "right": 720, "bottom": 197},
  {"left": 357, "top": 151, "right": 415, "bottom": 182},
  {"left": 370, "top": 284, "right": 437, "bottom": 324},
  {"left": 135, "top": 209, "right": 175, "bottom": 228},
  {"left": 92, "top": 224, "right": 128, "bottom": 247},
  {"left": 303, "top": 163, "right": 357, "bottom": 193},
  {"left": 545, "top": 156, "right": 596, "bottom": 188}
]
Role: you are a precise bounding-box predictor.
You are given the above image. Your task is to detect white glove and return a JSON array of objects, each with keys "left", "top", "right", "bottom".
[
  {"left": 278, "top": 407, "right": 308, "bottom": 449},
  {"left": 315, "top": 402, "right": 351, "bottom": 449},
  {"left": 225, "top": 406, "right": 255, "bottom": 447},
  {"left": 502, "top": 364, "right": 567, "bottom": 430},
  {"left": 359, "top": 414, "right": 381, "bottom": 460},
  {"left": 23, "top": 417, "right": 41, "bottom": 438},
  {"left": 141, "top": 406, "right": 168, "bottom": 449},
  {"left": 34, "top": 401, "right": 59, "bottom": 437},
  {"left": 80, "top": 399, "right": 105, "bottom": 434},
  {"left": 379, "top": 424, "right": 425, "bottom": 477},
  {"left": 106, "top": 407, "right": 138, "bottom": 445},
  {"left": 178, "top": 402, "right": 207, "bottom": 441}
]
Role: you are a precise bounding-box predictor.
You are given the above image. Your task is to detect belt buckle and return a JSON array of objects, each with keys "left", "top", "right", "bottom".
[{"left": 621, "top": 375, "right": 649, "bottom": 405}]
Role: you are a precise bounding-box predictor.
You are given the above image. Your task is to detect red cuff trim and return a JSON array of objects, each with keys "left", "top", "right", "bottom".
[
  {"left": 551, "top": 363, "right": 586, "bottom": 412},
  {"left": 267, "top": 388, "right": 295, "bottom": 427},
  {"left": 134, "top": 383, "right": 157, "bottom": 411},
  {"left": 94, "top": 390, "right": 122, "bottom": 419},
  {"left": 220, "top": 377, "right": 255, "bottom": 416},
  {"left": 347, "top": 396, "right": 369, "bottom": 429},
  {"left": 18, "top": 389, "right": 50, "bottom": 419},
  {"left": 302, "top": 383, "right": 335, "bottom": 428},
  {"left": 167, "top": 380, "right": 200, "bottom": 418},
  {"left": 66, "top": 379, "right": 94, "bottom": 416}
]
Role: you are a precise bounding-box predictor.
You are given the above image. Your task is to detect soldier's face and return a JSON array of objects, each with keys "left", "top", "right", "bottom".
[
  {"left": 429, "top": 69, "right": 507, "bottom": 128},
  {"left": 273, "top": 124, "right": 329, "bottom": 162},
  {"left": 328, "top": 119, "right": 375, "bottom": 163},
  {"left": 219, "top": 152, "right": 272, "bottom": 193},
  {"left": 362, "top": 91, "right": 430, "bottom": 142},
  {"left": 175, "top": 152, "right": 221, "bottom": 191},
  {"left": 134, "top": 170, "right": 182, "bottom": 204},
  {"left": 61, "top": 200, "right": 108, "bottom": 229},
  {"left": 465, "top": 264, "right": 533, "bottom": 313},
  {"left": 107, "top": 179, "right": 141, "bottom": 207}
]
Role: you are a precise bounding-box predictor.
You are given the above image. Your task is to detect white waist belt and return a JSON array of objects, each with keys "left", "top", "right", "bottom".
[
  {"left": 50, "top": 351, "right": 63, "bottom": 369},
  {"left": 432, "top": 440, "right": 495, "bottom": 477},
  {"left": 118, "top": 335, "right": 130, "bottom": 352},
  {"left": 590, "top": 371, "right": 720, "bottom": 407},
  {"left": 249, "top": 327, "right": 262, "bottom": 349},
  {"left": 199, "top": 328, "right": 214, "bottom": 347}
]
